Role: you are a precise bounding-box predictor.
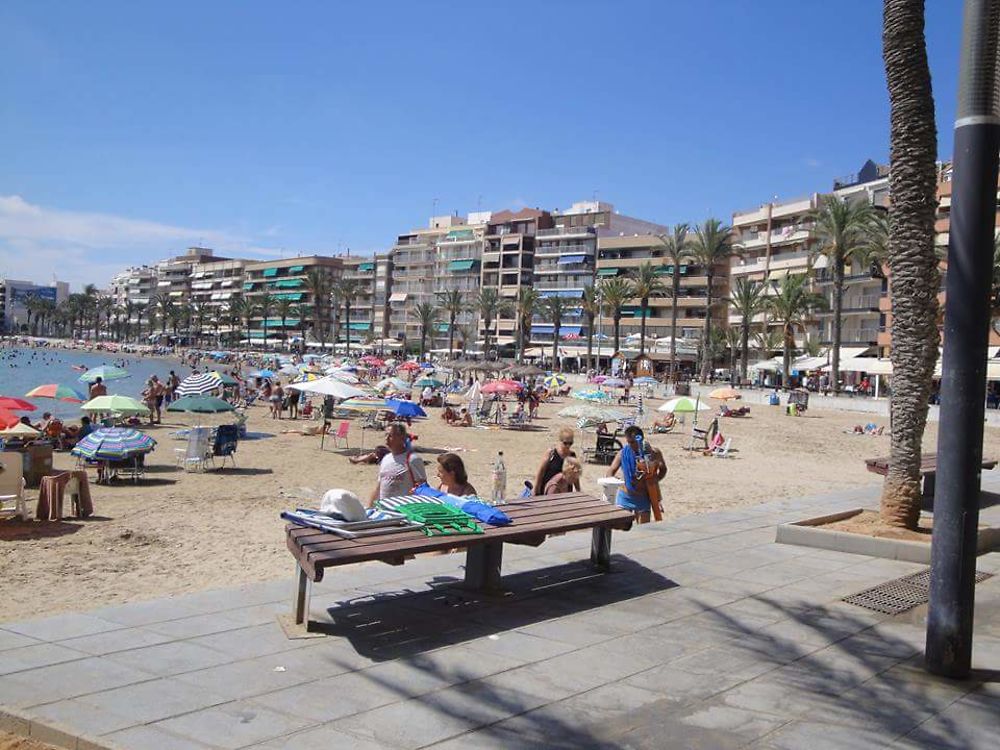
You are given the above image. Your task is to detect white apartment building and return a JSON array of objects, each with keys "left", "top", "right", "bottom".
[{"left": 0, "top": 278, "right": 70, "bottom": 333}]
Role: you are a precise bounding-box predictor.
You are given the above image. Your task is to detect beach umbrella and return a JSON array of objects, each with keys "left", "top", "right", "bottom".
[
  {"left": 278, "top": 364, "right": 300, "bottom": 376},
  {"left": 360, "top": 355, "right": 384, "bottom": 366},
  {"left": 603, "top": 377, "right": 628, "bottom": 388},
  {"left": 634, "top": 376, "right": 658, "bottom": 385},
  {"left": 0, "top": 408, "right": 21, "bottom": 429},
  {"left": 213, "top": 372, "right": 239, "bottom": 387},
  {"left": 543, "top": 374, "right": 567, "bottom": 389},
  {"left": 375, "top": 377, "right": 410, "bottom": 392},
  {"left": 287, "top": 377, "right": 367, "bottom": 400},
  {"left": 249, "top": 369, "right": 275, "bottom": 379},
  {"left": 0, "top": 422, "right": 41, "bottom": 438},
  {"left": 71, "top": 427, "right": 156, "bottom": 461},
  {"left": 708, "top": 387, "right": 742, "bottom": 401},
  {"left": 339, "top": 397, "right": 388, "bottom": 412},
  {"left": 81, "top": 395, "right": 150, "bottom": 416},
  {"left": 397, "top": 361, "right": 421, "bottom": 373},
  {"left": 24, "top": 384, "right": 86, "bottom": 403},
  {"left": 386, "top": 399, "right": 427, "bottom": 419},
  {"left": 78, "top": 365, "right": 130, "bottom": 384},
  {"left": 0, "top": 397, "right": 37, "bottom": 412},
  {"left": 482, "top": 380, "right": 523, "bottom": 395},
  {"left": 166, "top": 396, "right": 235, "bottom": 414},
  {"left": 327, "top": 369, "right": 361, "bottom": 385},
  {"left": 175, "top": 372, "right": 223, "bottom": 397},
  {"left": 413, "top": 377, "right": 445, "bottom": 389},
  {"left": 572, "top": 389, "right": 612, "bottom": 402},
  {"left": 658, "top": 396, "right": 708, "bottom": 413}
]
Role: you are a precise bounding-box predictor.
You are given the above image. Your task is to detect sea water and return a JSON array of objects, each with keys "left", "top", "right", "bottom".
[{"left": 0, "top": 346, "right": 194, "bottom": 421}]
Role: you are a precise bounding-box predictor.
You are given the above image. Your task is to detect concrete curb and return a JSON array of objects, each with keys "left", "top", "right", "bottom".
[{"left": 1, "top": 707, "right": 110, "bottom": 750}]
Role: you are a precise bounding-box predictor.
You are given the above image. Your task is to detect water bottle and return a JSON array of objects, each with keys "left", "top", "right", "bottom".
[{"left": 491, "top": 451, "right": 507, "bottom": 505}]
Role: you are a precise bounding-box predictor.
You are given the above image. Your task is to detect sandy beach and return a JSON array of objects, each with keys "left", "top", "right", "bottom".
[{"left": 3, "top": 393, "right": 998, "bottom": 625}]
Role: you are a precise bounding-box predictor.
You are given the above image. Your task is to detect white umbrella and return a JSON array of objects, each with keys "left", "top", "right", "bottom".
[
  {"left": 327, "top": 369, "right": 361, "bottom": 385},
  {"left": 287, "top": 377, "right": 367, "bottom": 400},
  {"left": 658, "top": 396, "right": 708, "bottom": 413}
]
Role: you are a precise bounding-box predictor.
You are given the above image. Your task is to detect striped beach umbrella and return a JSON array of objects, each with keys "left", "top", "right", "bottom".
[
  {"left": 71, "top": 428, "right": 157, "bottom": 461},
  {"left": 175, "top": 372, "right": 223, "bottom": 397},
  {"left": 25, "top": 384, "right": 86, "bottom": 403},
  {"left": 78, "top": 366, "right": 130, "bottom": 384},
  {"left": 543, "top": 374, "right": 567, "bottom": 389},
  {"left": 0, "top": 422, "right": 41, "bottom": 438},
  {"left": 658, "top": 396, "right": 708, "bottom": 414},
  {"left": 0, "top": 408, "right": 20, "bottom": 429}
]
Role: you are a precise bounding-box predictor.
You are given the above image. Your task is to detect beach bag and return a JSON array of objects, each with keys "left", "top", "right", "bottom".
[
  {"left": 460, "top": 500, "right": 512, "bottom": 526},
  {"left": 319, "top": 489, "right": 366, "bottom": 521}
]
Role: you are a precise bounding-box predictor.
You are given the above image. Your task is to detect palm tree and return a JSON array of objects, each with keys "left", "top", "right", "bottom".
[
  {"left": 581, "top": 285, "right": 601, "bottom": 373},
  {"left": 629, "top": 261, "right": 666, "bottom": 356},
  {"left": 189, "top": 301, "right": 207, "bottom": 347},
  {"left": 151, "top": 294, "right": 172, "bottom": 335},
  {"left": 273, "top": 298, "right": 296, "bottom": 349},
  {"left": 475, "top": 288, "right": 509, "bottom": 360},
  {"left": 543, "top": 296, "right": 574, "bottom": 370},
  {"left": 22, "top": 297, "right": 40, "bottom": 335},
  {"left": 598, "top": 277, "right": 634, "bottom": 355},
  {"left": 229, "top": 297, "right": 255, "bottom": 349},
  {"left": 767, "top": 274, "right": 827, "bottom": 387},
  {"left": 754, "top": 326, "right": 783, "bottom": 361},
  {"left": 515, "top": 287, "right": 541, "bottom": 363},
  {"left": 656, "top": 224, "right": 692, "bottom": 376},
  {"left": 690, "top": 218, "right": 737, "bottom": 382},
  {"left": 728, "top": 277, "right": 768, "bottom": 385},
  {"left": 257, "top": 292, "right": 275, "bottom": 349},
  {"left": 133, "top": 303, "right": 146, "bottom": 341},
  {"left": 335, "top": 279, "right": 364, "bottom": 356},
  {"left": 168, "top": 305, "right": 183, "bottom": 338},
  {"left": 436, "top": 289, "right": 465, "bottom": 357},
  {"left": 880, "top": 0, "right": 939, "bottom": 529},
  {"left": 122, "top": 300, "right": 135, "bottom": 342},
  {"left": 811, "top": 195, "right": 874, "bottom": 393},
  {"left": 724, "top": 326, "right": 741, "bottom": 376},
  {"left": 415, "top": 301, "right": 438, "bottom": 357},
  {"left": 303, "top": 271, "right": 330, "bottom": 350}
]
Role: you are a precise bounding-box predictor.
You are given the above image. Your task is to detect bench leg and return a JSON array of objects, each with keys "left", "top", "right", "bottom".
[
  {"left": 923, "top": 472, "right": 936, "bottom": 499},
  {"left": 293, "top": 564, "right": 311, "bottom": 626},
  {"left": 591, "top": 526, "right": 612, "bottom": 572},
  {"left": 465, "top": 542, "right": 504, "bottom": 592}
]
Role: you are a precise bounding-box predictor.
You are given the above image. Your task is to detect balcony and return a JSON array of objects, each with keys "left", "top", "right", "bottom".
[
  {"left": 738, "top": 227, "right": 813, "bottom": 251},
  {"left": 534, "top": 243, "right": 596, "bottom": 258},
  {"left": 820, "top": 329, "right": 880, "bottom": 344},
  {"left": 537, "top": 226, "right": 597, "bottom": 239}
]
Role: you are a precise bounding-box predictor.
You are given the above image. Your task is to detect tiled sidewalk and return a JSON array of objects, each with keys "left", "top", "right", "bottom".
[{"left": 1, "top": 484, "right": 998, "bottom": 749}]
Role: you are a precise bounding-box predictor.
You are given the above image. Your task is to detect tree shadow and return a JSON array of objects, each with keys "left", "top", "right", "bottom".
[
  {"left": 208, "top": 466, "right": 273, "bottom": 476},
  {"left": 922, "top": 490, "right": 1000, "bottom": 512}
]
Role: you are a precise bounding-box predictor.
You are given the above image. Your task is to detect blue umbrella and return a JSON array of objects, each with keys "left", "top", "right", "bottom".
[
  {"left": 249, "top": 369, "right": 275, "bottom": 379},
  {"left": 386, "top": 399, "right": 427, "bottom": 418}
]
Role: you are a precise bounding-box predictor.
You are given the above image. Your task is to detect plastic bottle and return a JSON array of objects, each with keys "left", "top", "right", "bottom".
[{"left": 491, "top": 451, "right": 507, "bottom": 505}]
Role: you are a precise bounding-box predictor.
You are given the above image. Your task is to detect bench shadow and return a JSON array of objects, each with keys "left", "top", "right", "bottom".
[
  {"left": 921, "top": 489, "right": 1000, "bottom": 512},
  {"left": 208, "top": 466, "right": 273, "bottom": 476},
  {"left": 312, "top": 556, "right": 675, "bottom": 662}
]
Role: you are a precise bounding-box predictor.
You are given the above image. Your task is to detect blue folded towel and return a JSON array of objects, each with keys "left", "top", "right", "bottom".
[{"left": 461, "top": 500, "right": 512, "bottom": 526}]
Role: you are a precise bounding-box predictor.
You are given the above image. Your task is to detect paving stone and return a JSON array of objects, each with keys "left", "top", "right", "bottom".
[
  {"left": 29, "top": 697, "right": 140, "bottom": 737},
  {"left": 3, "top": 612, "right": 123, "bottom": 642},
  {"left": 0, "top": 642, "right": 88, "bottom": 676},
  {"left": 144, "top": 611, "right": 255, "bottom": 639},
  {"left": 87, "top": 598, "right": 209, "bottom": 628},
  {"left": 152, "top": 700, "right": 311, "bottom": 749},
  {"left": 0, "top": 629, "right": 41, "bottom": 653},
  {"left": 624, "top": 664, "right": 749, "bottom": 705},
  {"left": 106, "top": 640, "right": 236, "bottom": 677},
  {"left": 753, "top": 720, "right": 900, "bottom": 749},
  {"left": 462, "top": 630, "right": 575, "bottom": 665},
  {"left": 249, "top": 723, "right": 394, "bottom": 749},
  {"left": 77, "top": 676, "right": 230, "bottom": 728},
  {"left": 188, "top": 622, "right": 316, "bottom": 661},
  {"left": 0, "top": 656, "right": 152, "bottom": 708},
  {"left": 58, "top": 626, "right": 176, "bottom": 656}
]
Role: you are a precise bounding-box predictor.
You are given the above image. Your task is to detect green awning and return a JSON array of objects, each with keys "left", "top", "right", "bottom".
[
  {"left": 655, "top": 266, "right": 672, "bottom": 275},
  {"left": 448, "top": 259, "right": 477, "bottom": 272},
  {"left": 242, "top": 283, "right": 255, "bottom": 291},
  {"left": 288, "top": 265, "right": 305, "bottom": 273},
  {"left": 358, "top": 262, "right": 375, "bottom": 272},
  {"left": 347, "top": 322, "right": 370, "bottom": 330},
  {"left": 262, "top": 268, "right": 278, "bottom": 278},
  {"left": 435, "top": 323, "right": 451, "bottom": 332},
  {"left": 262, "top": 318, "right": 301, "bottom": 327},
  {"left": 275, "top": 279, "right": 303, "bottom": 289},
  {"left": 597, "top": 268, "right": 620, "bottom": 276},
  {"left": 446, "top": 229, "right": 475, "bottom": 240},
  {"left": 273, "top": 292, "right": 304, "bottom": 301}
]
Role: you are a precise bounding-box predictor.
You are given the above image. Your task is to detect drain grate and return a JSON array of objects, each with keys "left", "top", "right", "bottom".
[{"left": 843, "top": 568, "right": 993, "bottom": 615}]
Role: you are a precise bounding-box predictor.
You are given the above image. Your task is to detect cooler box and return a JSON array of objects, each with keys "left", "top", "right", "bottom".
[{"left": 596, "top": 476, "right": 625, "bottom": 505}]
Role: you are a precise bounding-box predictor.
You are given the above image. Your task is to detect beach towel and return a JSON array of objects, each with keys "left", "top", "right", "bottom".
[
  {"left": 620, "top": 443, "right": 640, "bottom": 494},
  {"left": 376, "top": 493, "right": 446, "bottom": 512},
  {"left": 460, "top": 500, "right": 511, "bottom": 526},
  {"left": 35, "top": 471, "right": 93, "bottom": 521}
]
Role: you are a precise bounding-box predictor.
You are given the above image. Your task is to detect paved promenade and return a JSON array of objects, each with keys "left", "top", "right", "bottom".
[{"left": 1, "top": 484, "right": 998, "bottom": 749}]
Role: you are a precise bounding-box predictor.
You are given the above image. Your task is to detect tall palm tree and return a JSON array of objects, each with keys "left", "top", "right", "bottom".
[
  {"left": 122, "top": 300, "right": 135, "bottom": 342},
  {"left": 581, "top": 285, "right": 601, "bottom": 373},
  {"left": 415, "top": 301, "right": 438, "bottom": 357},
  {"left": 543, "top": 296, "right": 573, "bottom": 370},
  {"left": 151, "top": 294, "right": 171, "bottom": 335},
  {"left": 515, "top": 287, "right": 541, "bottom": 363},
  {"left": 754, "top": 320, "right": 783, "bottom": 361},
  {"left": 690, "top": 218, "right": 737, "bottom": 382},
  {"left": 811, "top": 195, "right": 874, "bottom": 393},
  {"left": 656, "top": 224, "right": 692, "bottom": 376},
  {"left": 133, "top": 303, "right": 146, "bottom": 341},
  {"left": 274, "top": 298, "right": 296, "bottom": 349},
  {"left": 880, "top": 0, "right": 939, "bottom": 529},
  {"left": 229, "top": 297, "right": 255, "bottom": 349},
  {"left": 335, "top": 279, "right": 364, "bottom": 356},
  {"left": 767, "top": 274, "right": 827, "bottom": 387},
  {"left": 303, "top": 271, "right": 330, "bottom": 350},
  {"left": 629, "top": 261, "right": 666, "bottom": 356},
  {"left": 257, "top": 292, "right": 275, "bottom": 349},
  {"left": 599, "top": 277, "right": 634, "bottom": 355},
  {"left": 22, "top": 297, "right": 40, "bottom": 335},
  {"left": 475, "top": 288, "right": 509, "bottom": 360},
  {"left": 728, "top": 277, "right": 768, "bottom": 384},
  {"left": 189, "top": 301, "right": 207, "bottom": 347},
  {"left": 436, "top": 289, "right": 465, "bottom": 357}
]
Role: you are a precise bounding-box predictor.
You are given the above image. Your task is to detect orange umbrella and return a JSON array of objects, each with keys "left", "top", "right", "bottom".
[{"left": 708, "top": 387, "right": 741, "bottom": 401}]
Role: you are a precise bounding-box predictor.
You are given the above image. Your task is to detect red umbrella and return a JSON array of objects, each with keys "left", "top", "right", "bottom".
[
  {"left": 0, "top": 397, "right": 37, "bottom": 412},
  {"left": 0, "top": 408, "right": 21, "bottom": 429},
  {"left": 360, "top": 356, "right": 385, "bottom": 366},
  {"left": 397, "top": 362, "right": 422, "bottom": 372},
  {"left": 482, "top": 379, "right": 524, "bottom": 394}
]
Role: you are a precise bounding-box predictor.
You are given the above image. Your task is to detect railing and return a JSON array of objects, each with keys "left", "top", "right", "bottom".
[{"left": 537, "top": 226, "right": 597, "bottom": 237}]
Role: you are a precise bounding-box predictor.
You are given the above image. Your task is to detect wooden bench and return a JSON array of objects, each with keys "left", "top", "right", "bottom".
[
  {"left": 864, "top": 453, "right": 997, "bottom": 498},
  {"left": 285, "top": 492, "right": 633, "bottom": 629}
]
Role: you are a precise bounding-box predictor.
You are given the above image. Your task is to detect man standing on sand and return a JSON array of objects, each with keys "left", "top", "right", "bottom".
[
  {"left": 89, "top": 376, "right": 107, "bottom": 399},
  {"left": 368, "top": 422, "right": 427, "bottom": 507}
]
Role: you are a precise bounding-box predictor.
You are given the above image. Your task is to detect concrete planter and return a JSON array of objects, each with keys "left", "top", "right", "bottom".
[{"left": 775, "top": 508, "right": 1000, "bottom": 564}]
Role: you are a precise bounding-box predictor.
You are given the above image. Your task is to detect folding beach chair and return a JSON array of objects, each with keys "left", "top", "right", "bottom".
[
  {"left": 209, "top": 424, "right": 239, "bottom": 469},
  {"left": 174, "top": 426, "right": 212, "bottom": 472},
  {"left": 0, "top": 453, "right": 28, "bottom": 521},
  {"left": 331, "top": 420, "right": 350, "bottom": 449},
  {"left": 711, "top": 437, "right": 733, "bottom": 458}
]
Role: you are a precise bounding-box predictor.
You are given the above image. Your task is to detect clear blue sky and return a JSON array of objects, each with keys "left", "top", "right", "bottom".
[{"left": 0, "top": 1, "right": 964, "bottom": 286}]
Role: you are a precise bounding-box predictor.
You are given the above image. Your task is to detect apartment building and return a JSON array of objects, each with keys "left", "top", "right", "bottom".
[
  {"left": 387, "top": 219, "right": 456, "bottom": 345},
  {"left": 109, "top": 266, "right": 156, "bottom": 309},
  {"left": 152, "top": 247, "right": 222, "bottom": 311},
  {"left": 338, "top": 254, "right": 383, "bottom": 345},
  {"left": 242, "top": 256, "right": 343, "bottom": 344},
  {"left": 0, "top": 278, "right": 70, "bottom": 333},
  {"left": 431, "top": 214, "right": 489, "bottom": 349},
  {"left": 189, "top": 258, "right": 247, "bottom": 338}
]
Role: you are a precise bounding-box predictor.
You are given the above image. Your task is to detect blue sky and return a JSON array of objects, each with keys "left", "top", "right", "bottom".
[{"left": 0, "top": 1, "right": 963, "bottom": 287}]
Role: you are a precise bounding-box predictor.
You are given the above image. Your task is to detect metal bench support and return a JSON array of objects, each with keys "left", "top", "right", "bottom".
[
  {"left": 465, "top": 542, "right": 504, "bottom": 592},
  {"left": 591, "top": 526, "right": 612, "bottom": 571},
  {"left": 923, "top": 472, "right": 936, "bottom": 499},
  {"left": 293, "top": 563, "right": 311, "bottom": 625}
]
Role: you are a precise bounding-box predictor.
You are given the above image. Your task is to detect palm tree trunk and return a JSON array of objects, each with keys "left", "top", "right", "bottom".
[
  {"left": 639, "top": 296, "right": 648, "bottom": 356},
  {"left": 448, "top": 313, "right": 455, "bottom": 357},
  {"left": 551, "top": 322, "right": 560, "bottom": 371},
  {"left": 880, "top": 0, "right": 940, "bottom": 529},
  {"left": 586, "top": 314, "right": 594, "bottom": 372},
  {"left": 740, "top": 322, "right": 751, "bottom": 385},
  {"left": 613, "top": 315, "right": 621, "bottom": 354},
  {"left": 670, "top": 270, "right": 681, "bottom": 379},
  {"left": 832, "top": 259, "right": 844, "bottom": 394},
  {"left": 783, "top": 324, "right": 793, "bottom": 387},
  {"left": 345, "top": 305, "right": 351, "bottom": 356},
  {"left": 700, "top": 270, "right": 715, "bottom": 382}
]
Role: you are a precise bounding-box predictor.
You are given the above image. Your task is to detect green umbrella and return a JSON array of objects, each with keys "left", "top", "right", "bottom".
[
  {"left": 81, "top": 395, "right": 150, "bottom": 416},
  {"left": 413, "top": 377, "right": 445, "bottom": 389},
  {"left": 166, "top": 395, "right": 235, "bottom": 414},
  {"left": 658, "top": 396, "right": 708, "bottom": 414}
]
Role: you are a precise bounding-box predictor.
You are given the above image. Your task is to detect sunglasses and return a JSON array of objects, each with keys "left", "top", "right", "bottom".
[{"left": 562, "top": 440, "right": 574, "bottom": 447}]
